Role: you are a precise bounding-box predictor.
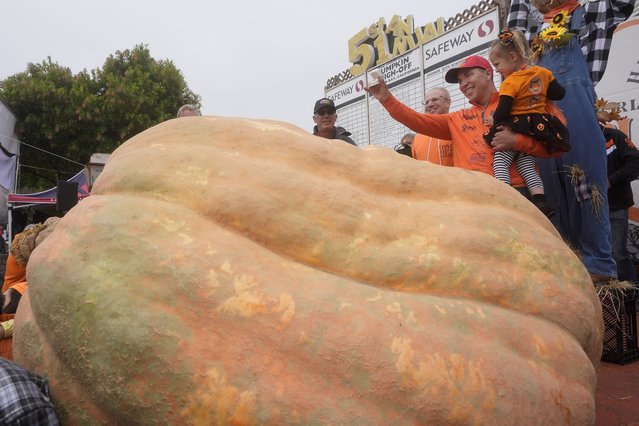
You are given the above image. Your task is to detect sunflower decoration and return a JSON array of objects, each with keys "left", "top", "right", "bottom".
[
  {"left": 533, "top": 9, "right": 575, "bottom": 53},
  {"left": 539, "top": 25, "right": 566, "bottom": 42},
  {"left": 540, "top": 25, "right": 566, "bottom": 41},
  {"left": 551, "top": 10, "right": 571, "bottom": 27},
  {"left": 539, "top": 25, "right": 573, "bottom": 49}
]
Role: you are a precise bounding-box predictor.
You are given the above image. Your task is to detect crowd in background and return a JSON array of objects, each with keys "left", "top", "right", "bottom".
[{"left": 316, "top": 0, "right": 638, "bottom": 286}]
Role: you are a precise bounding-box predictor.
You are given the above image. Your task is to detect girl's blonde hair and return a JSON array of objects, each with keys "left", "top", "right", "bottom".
[{"left": 490, "top": 29, "right": 534, "bottom": 64}]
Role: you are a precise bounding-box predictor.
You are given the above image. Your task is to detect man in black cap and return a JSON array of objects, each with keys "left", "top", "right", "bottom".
[{"left": 312, "top": 98, "right": 357, "bottom": 146}]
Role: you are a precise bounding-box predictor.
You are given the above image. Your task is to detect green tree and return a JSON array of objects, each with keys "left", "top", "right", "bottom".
[{"left": 0, "top": 44, "right": 200, "bottom": 191}]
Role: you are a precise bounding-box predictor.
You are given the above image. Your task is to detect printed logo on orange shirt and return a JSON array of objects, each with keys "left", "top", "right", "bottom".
[
  {"left": 469, "top": 153, "right": 487, "bottom": 164},
  {"left": 461, "top": 123, "right": 477, "bottom": 132},
  {"left": 528, "top": 77, "right": 543, "bottom": 95}
]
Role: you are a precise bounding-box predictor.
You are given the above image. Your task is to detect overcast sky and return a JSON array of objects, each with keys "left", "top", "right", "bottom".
[{"left": 1, "top": 0, "right": 480, "bottom": 132}]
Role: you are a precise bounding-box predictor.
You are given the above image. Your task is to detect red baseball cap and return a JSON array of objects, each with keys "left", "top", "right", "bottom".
[{"left": 444, "top": 55, "right": 493, "bottom": 84}]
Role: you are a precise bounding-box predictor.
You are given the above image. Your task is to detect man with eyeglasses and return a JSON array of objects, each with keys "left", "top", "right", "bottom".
[
  {"left": 312, "top": 98, "right": 357, "bottom": 146},
  {"left": 412, "top": 88, "right": 453, "bottom": 165}
]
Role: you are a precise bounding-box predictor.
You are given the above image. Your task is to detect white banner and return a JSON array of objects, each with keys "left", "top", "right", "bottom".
[
  {"left": 422, "top": 8, "right": 499, "bottom": 71},
  {"left": 366, "top": 49, "right": 421, "bottom": 87},
  {"left": 325, "top": 75, "right": 367, "bottom": 108},
  {"left": 328, "top": 7, "right": 503, "bottom": 146}
]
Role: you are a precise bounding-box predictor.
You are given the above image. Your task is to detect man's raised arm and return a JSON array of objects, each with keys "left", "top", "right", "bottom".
[{"left": 366, "top": 77, "right": 452, "bottom": 140}]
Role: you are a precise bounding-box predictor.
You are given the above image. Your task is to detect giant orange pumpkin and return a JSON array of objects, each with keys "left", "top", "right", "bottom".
[{"left": 14, "top": 117, "right": 603, "bottom": 425}]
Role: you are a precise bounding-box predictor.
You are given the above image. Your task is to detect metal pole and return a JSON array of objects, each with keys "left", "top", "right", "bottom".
[{"left": 6, "top": 204, "right": 12, "bottom": 252}]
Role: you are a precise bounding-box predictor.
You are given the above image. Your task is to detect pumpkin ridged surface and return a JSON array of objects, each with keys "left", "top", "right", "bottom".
[{"left": 15, "top": 117, "right": 602, "bottom": 425}]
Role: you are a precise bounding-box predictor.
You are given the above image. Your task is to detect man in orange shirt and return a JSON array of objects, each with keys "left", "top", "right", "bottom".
[
  {"left": 366, "top": 55, "right": 558, "bottom": 189},
  {"left": 412, "top": 87, "right": 453, "bottom": 166}
]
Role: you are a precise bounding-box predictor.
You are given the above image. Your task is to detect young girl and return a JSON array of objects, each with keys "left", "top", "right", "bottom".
[{"left": 484, "top": 29, "right": 570, "bottom": 218}]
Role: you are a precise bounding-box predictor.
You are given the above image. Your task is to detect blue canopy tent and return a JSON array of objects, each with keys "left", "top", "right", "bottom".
[{"left": 6, "top": 170, "right": 90, "bottom": 248}]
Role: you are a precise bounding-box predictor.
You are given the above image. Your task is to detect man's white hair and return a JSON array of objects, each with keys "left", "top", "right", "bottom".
[{"left": 176, "top": 104, "right": 202, "bottom": 117}]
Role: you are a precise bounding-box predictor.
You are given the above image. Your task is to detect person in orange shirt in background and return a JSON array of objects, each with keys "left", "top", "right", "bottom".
[
  {"left": 0, "top": 217, "right": 60, "bottom": 359},
  {"left": 412, "top": 87, "right": 453, "bottom": 166},
  {"left": 1, "top": 249, "right": 26, "bottom": 293},
  {"left": 0, "top": 244, "right": 27, "bottom": 355}
]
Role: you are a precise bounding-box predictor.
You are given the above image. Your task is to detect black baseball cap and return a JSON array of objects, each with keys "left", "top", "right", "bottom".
[{"left": 314, "top": 98, "right": 336, "bottom": 114}]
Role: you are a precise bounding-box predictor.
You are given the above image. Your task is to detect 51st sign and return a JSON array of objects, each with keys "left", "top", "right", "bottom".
[{"left": 348, "top": 15, "right": 445, "bottom": 77}]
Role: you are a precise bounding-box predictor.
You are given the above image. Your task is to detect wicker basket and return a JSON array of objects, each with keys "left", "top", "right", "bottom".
[{"left": 599, "top": 286, "right": 639, "bottom": 365}]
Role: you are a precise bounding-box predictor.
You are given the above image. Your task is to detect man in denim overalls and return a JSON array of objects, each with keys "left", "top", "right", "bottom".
[{"left": 508, "top": 0, "right": 636, "bottom": 282}]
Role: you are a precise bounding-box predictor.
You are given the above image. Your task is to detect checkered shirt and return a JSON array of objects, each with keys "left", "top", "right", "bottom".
[
  {"left": 507, "top": 0, "right": 636, "bottom": 85},
  {"left": 0, "top": 358, "right": 59, "bottom": 425}
]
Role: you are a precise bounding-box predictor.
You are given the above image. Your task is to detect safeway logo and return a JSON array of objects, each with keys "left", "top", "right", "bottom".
[
  {"left": 477, "top": 20, "right": 495, "bottom": 38},
  {"left": 355, "top": 79, "right": 365, "bottom": 92}
]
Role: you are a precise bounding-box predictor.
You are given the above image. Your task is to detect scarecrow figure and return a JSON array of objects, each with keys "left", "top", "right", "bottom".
[{"left": 508, "top": 0, "right": 636, "bottom": 283}]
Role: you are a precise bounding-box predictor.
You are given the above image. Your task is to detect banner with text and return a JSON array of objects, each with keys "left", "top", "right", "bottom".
[
  {"left": 326, "top": 7, "right": 503, "bottom": 147},
  {"left": 422, "top": 8, "right": 500, "bottom": 111},
  {"left": 366, "top": 49, "right": 423, "bottom": 147}
]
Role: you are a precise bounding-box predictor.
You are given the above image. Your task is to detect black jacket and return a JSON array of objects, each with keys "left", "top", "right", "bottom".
[
  {"left": 312, "top": 126, "right": 357, "bottom": 146},
  {"left": 605, "top": 126, "right": 639, "bottom": 210}
]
